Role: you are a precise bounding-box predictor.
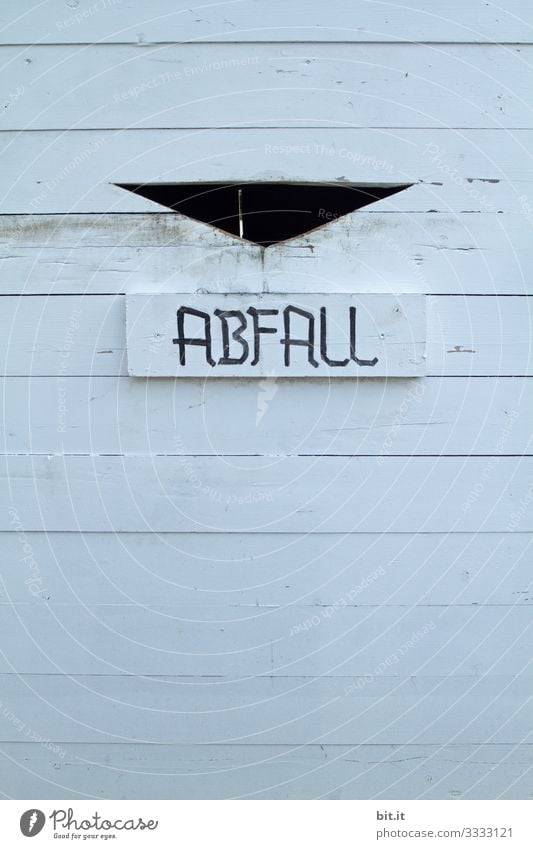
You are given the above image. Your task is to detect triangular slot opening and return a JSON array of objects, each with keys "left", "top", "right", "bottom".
[{"left": 115, "top": 182, "right": 412, "bottom": 247}]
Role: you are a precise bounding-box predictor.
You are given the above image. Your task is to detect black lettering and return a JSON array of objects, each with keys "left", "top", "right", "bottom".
[
  {"left": 172, "top": 306, "right": 215, "bottom": 367},
  {"left": 246, "top": 307, "right": 279, "bottom": 366},
  {"left": 349, "top": 307, "right": 378, "bottom": 367},
  {"left": 280, "top": 305, "right": 319, "bottom": 368},
  {"left": 320, "top": 306, "right": 349, "bottom": 366},
  {"left": 214, "top": 309, "right": 249, "bottom": 365}
]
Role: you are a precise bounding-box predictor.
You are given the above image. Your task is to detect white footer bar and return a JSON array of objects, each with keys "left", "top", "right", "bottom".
[{"left": 2, "top": 800, "right": 532, "bottom": 848}]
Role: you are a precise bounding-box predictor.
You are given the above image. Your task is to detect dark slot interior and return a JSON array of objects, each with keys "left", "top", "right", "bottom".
[{"left": 116, "top": 182, "right": 412, "bottom": 246}]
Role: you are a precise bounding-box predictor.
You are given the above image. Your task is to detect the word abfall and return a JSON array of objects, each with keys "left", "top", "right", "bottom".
[
  {"left": 173, "top": 303, "right": 378, "bottom": 369},
  {"left": 126, "top": 293, "right": 426, "bottom": 378}
]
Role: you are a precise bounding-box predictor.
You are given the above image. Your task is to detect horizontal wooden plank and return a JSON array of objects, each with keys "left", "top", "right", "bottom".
[
  {"left": 1, "top": 742, "right": 528, "bottom": 799},
  {"left": 2, "top": 212, "right": 533, "bottom": 296},
  {"left": 2, "top": 455, "right": 531, "bottom": 532},
  {"left": 2, "top": 128, "right": 533, "bottom": 214},
  {"left": 0, "top": 295, "right": 530, "bottom": 376},
  {"left": 0, "top": 294, "right": 127, "bottom": 376},
  {"left": 1, "top": 212, "right": 533, "bottom": 296},
  {"left": 2, "top": 0, "right": 532, "bottom": 44},
  {"left": 1, "top": 531, "right": 531, "bottom": 607},
  {"left": 2, "top": 376, "right": 530, "bottom": 456},
  {"left": 0, "top": 674, "right": 529, "bottom": 745},
  {"left": 0, "top": 603, "right": 530, "bottom": 675},
  {"left": 0, "top": 44, "right": 531, "bottom": 130},
  {"left": 126, "top": 293, "right": 426, "bottom": 377}
]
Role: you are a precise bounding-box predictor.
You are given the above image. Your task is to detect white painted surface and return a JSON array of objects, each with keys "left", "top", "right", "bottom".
[
  {"left": 1, "top": 45, "right": 532, "bottom": 130},
  {"left": 1, "top": 377, "right": 530, "bottom": 455},
  {"left": 2, "top": 532, "right": 531, "bottom": 606},
  {"left": 126, "top": 293, "right": 426, "bottom": 377},
  {"left": 2, "top": 743, "right": 529, "bottom": 800},
  {"left": 2, "top": 212, "right": 533, "bottom": 296},
  {"left": 1, "top": 601, "right": 531, "bottom": 675},
  {"left": 0, "top": 294, "right": 529, "bottom": 376},
  {"left": 1, "top": 128, "right": 533, "bottom": 214},
  {"left": 2, "top": 0, "right": 531, "bottom": 44},
  {"left": 0, "top": 673, "right": 530, "bottom": 744},
  {"left": 1, "top": 0, "right": 532, "bottom": 801},
  {"left": 2, "top": 455, "right": 529, "bottom": 532}
]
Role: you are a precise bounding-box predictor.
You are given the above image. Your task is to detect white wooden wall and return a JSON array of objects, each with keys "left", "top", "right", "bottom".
[{"left": 1, "top": 0, "right": 532, "bottom": 800}]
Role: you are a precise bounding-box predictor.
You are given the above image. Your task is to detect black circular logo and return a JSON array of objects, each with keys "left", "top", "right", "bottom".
[{"left": 20, "top": 810, "right": 46, "bottom": 837}]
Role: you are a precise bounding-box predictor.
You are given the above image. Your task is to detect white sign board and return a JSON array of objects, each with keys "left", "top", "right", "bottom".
[{"left": 126, "top": 294, "right": 426, "bottom": 377}]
